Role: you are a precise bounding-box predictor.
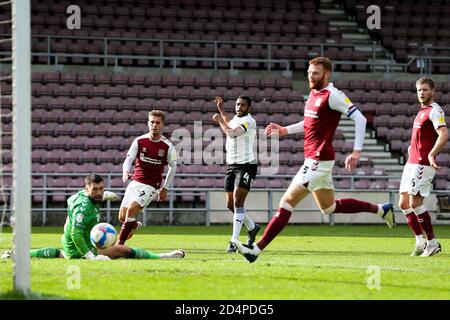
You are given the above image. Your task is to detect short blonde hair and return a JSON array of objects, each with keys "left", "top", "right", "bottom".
[
  {"left": 148, "top": 110, "right": 165, "bottom": 123},
  {"left": 416, "top": 77, "right": 435, "bottom": 90},
  {"left": 309, "top": 56, "right": 333, "bottom": 72}
]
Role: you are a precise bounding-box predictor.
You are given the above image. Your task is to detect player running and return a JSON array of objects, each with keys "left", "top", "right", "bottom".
[
  {"left": 398, "top": 77, "right": 448, "bottom": 256},
  {"left": 213, "top": 96, "right": 261, "bottom": 253},
  {"left": 1, "top": 174, "right": 185, "bottom": 260},
  {"left": 233, "top": 57, "right": 395, "bottom": 263},
  {"left": 117, "top": 110, "right": 177, "bottom": 245}
]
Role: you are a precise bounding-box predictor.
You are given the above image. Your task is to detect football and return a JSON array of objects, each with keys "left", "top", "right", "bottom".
[{"left": 90, "top": 223, "right": 117, "bottom": 249}]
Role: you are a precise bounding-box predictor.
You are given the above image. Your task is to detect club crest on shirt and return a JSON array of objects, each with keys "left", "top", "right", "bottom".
[
  {"left": 158, "top": 149, "right": 165, "bottom": 157},
  {"left": 142, "top": 147, "right": 147, "bottom": 153},
  {"left": 420, "top": 112, "right": 425, "bottom": 119},
  {"left": 314, "top": 98, "right": 322, "bottom": 107},
  {"left": 76, "top": 214, "right": 84, "bottom": 223}
]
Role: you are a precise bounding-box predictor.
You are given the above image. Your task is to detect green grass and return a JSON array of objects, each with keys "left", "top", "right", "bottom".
[{"left": 1, "top": 225, "right": 450, "bottom": 300}]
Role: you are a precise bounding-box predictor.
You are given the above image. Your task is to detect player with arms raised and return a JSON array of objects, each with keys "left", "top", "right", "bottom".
[
  {"left": 117, "top": 110, "right": 177, "bottom": 245},
  {"left": 213, "top": 96, "right": 261, "bottom": 253},
  {"left": 399, "top": 77, "right": 448, "bottom": 256},
  {"left": 233, "top": 57, "right": 395, "bottom": 263}
]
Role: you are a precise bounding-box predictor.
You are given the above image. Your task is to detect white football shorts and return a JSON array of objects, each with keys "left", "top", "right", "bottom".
[
  {"left": 292, "top": 158, "right": 335, "bottom": 192},
  {"left": 120, "top": 180, "right": 159, "bottom": 209},
  {"left": 399, "top": 163, "right": 435, "bottom": 197}
]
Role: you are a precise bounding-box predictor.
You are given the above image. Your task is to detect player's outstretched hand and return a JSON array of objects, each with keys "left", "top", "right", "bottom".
[
  {"left": 102, "top": 191, "right": 121, "bottom": 202},
  {"left": 428, "top": 154, "right": 441, "bottom": 171},
  {"left": 158, "top": 188, "right": 168, "bottom": 201},
  {"left": 122, "top": 171, "right": 130, "bottom": 183},
  {"left": 344, "top": 150, "right": 361, "bottom": 171},
  {"left": 215, "top": 96, "right": 224, "bottom": 109},
  {"left": 265, "top": 122, "right": 286, "bottom": 137},
  {"left": 94, "top": 254, "right": 111, "bottom": 260}
]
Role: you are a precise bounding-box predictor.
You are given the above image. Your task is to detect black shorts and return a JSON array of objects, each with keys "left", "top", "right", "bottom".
[{"left": 224, "top": 163, "right": 258, "bottom": 192}]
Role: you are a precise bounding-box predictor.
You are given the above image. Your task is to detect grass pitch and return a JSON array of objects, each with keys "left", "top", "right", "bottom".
[{"left": 0, "top": 225, "right": 449, "bottom": 300}]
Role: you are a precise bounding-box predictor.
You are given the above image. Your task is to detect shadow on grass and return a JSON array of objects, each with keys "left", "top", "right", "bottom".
[{"left": 0, "top": 290, "right": 69, "bottom": 300}]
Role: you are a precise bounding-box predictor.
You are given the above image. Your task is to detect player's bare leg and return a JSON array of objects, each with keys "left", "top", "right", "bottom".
[
  {"left": 117, "top": 201, "right": 143, "bottom": 245},
  {"left": 408, "top": 193, "right": 441, "bottom": 256},
  {"left": 399, "top": 192, "right": 426, "bottom": 255},
  {"left": 99, "top": 245, "right": 185, "bottom": 260},
  {"left": 118, "top": 207, "right": 128, "bottom": 223},
  {"left": 254, "top": 182, "right": 309, "bottom": 248},
  {"left": 233, "top": 182, "right": 309, "bottom": 262},
  {"left": 311, "top": 188, "right": 335, "bottom": 210},
  {"left": 312, "top": 188, "right": 396, "bottom": 228},
  {"left": 226, "top": 191, "right": 234, "bottom": 213}
]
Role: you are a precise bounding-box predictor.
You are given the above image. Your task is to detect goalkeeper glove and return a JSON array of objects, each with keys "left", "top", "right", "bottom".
[{"left": 102, "top": 191, "right": 120, "bottom": 202}]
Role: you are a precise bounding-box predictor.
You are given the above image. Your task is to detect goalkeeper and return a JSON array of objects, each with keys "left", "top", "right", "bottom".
[{"left": 1, "top": 173, "right": 184, "bottom": 260}]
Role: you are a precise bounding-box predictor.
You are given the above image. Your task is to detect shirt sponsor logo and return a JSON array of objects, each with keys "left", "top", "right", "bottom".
[
  {"left": 140, "top": 153, "right": 162, "bottom": 165},
  {"left": 305, "top": 109, "right": 319, "bottom": 118}
]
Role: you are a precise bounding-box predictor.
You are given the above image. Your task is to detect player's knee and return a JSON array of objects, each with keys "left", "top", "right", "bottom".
[
  {"left": 410, "top": 200, "right": 423, "bottom": 210},
  {"left": 128, "top": 202, "right": 143, "bottom": 216},
  {"left": 320, "top": 202, "right": 336, "bottom": 215},
  {"left": 280, "top": 193, "right": 296, "bottom": 207},
  {"left": 398, "top": 201, "right": 409, "bottom": 211}
]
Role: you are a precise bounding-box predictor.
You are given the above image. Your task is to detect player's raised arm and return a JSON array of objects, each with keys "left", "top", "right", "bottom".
[
  {"left": 213, "top": 113, "right": 246, "bottom": 138},
  {"left": 215, "top": 96, "right": 231, "bottom": 123},
  {"left": 122, "top": 138, "right": 138, "bottom": 183}
]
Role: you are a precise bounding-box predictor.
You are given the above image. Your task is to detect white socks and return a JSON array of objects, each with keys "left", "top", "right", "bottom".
[
  {"left": 231, "top": 208, "right": 246, "bottom": 241},
  {"left": 415, "top": 234, "right": 425, "bottom": 246},
  {"left": 376, "top": 204, "right": 384, "bottom": 216},
  {"left": 243, "top": 215, "right": 255, "bottom": 231}
]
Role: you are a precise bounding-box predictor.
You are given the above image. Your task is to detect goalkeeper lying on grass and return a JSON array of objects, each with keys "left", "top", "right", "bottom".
[{"left": 1, "top": 173, "right": 184, "bottom": 261}]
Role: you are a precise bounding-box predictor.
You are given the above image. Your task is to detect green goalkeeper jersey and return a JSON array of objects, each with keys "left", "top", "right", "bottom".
[{"left": 61, "top": 190, "right": 101, "bottom": 259}]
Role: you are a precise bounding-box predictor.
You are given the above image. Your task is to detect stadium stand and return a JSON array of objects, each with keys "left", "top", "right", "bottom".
[
  {"left": 0, "top": 0, "right": 381, "bottom": 71},
  {"left": 345, "top": 0, "right": 450, "bottom": 73},
  {"left": 1, "top": 0, "right": 449, "bottom": 224}
]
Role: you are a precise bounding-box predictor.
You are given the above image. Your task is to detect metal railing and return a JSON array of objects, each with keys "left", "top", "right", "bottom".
[
  {"left": 0, "top": 172, "right": 448, "bottom": 226},
  {"left": 1, "top": 34, "right": 448, "bottom": 73}
]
